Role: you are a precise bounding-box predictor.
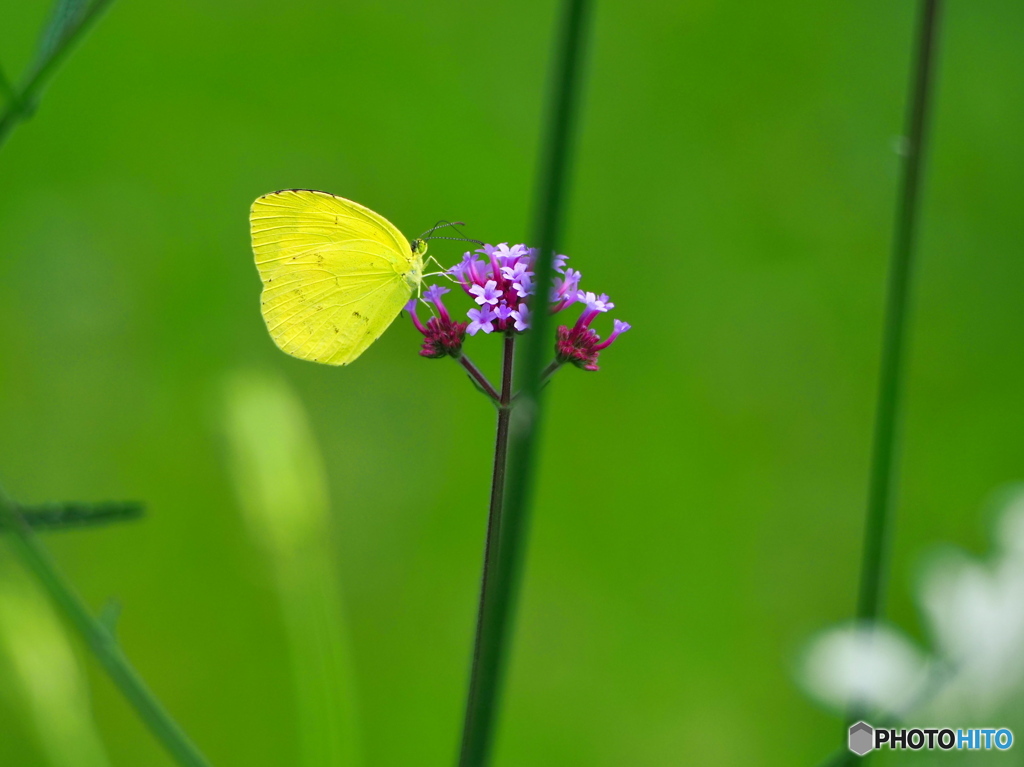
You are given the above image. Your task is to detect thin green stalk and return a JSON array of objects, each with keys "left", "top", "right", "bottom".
[
  {"left": 842, "top": 0, "right": 943, "bottom": 755},
  {"left": 456, "top": 1, "right": 594, "bottom": 764},
  {"left": 0, "top": 491, "right": 214, "bottom": 767},
  {"left": 0, "top": 0, "right": 116, "bottom": 151},
  {"left": 856, "top": 0, "right": 943, "bottom": 625}
]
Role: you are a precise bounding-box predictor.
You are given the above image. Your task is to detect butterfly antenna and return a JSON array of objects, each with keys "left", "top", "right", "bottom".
[
  {"left": 425, "top": 236, "right": 486, "bottom": 244},
  {"left": 419, "top": 220, "right": 484, "bottom": 247},
  {"left": 419, "top": 220, "right": 464, "bottom": 238}
]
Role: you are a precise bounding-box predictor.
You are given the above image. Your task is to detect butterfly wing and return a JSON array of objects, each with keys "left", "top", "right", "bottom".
[{"left": 251, "top": 190, "right": 423, "bottom": 366}]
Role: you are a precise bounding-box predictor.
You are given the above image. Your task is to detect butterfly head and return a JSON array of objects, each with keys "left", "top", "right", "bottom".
[{"left": 411, "top": 238, "right": 428, "bottom": 258}]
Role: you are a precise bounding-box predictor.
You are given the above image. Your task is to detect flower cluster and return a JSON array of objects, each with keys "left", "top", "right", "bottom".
[
  {"left": 406, "top": 243, "right": 630, "bottom": 369},
  {"left": 406, "top": 285, "right": 468, "bottom": 358}
]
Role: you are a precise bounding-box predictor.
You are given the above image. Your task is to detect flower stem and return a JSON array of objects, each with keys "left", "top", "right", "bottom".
[
  {"left": 459, "top": 333, "right": 515, "bottom": 765},
  {"left": 458, "top": 354, "right": 501, "bottom": 402},
  {"left": 539, "top": 359, "right": 563, "bottom": 388},
  {"left": 0, "top": 489, "right": 214, "bottom": 767},
  {"left": 856, "top": 0, "right": 943, "bottom": 627},
  {"left": 456, "top": 1, "right": 594, "bottom": 764}
]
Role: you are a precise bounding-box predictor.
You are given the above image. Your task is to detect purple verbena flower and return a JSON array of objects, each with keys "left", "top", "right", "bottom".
[
  {"left": 406, "top": 297, "right": 467, "bottom": 358},
  {"left": 556, "top": 300, "right": 630, "bottom": 370},
  {"left": 405, "top": 298, "right": 427, "bottom": 334},
  {"left": 499, "top": 261, "right": 527, "bottom": 282},
  {"left": 556, "top": 317, "right": 631, "bottom": 371},
  {"left": 410, "top": 242, "right": 630, "bottom": 368},
  {"left": 511, "top": 303, "right": 530, "bottom": 332},
  {"left": 423, "top": 284, "right": 452, "bottom": 321},
  {"left": 448, "top": 254, "right": 472, "bottom": 283},
  {"left": 577, "top": 291, "right": 614, "bottom": 313},
  {"left": 467, "top": 306, "right": 497, "bottom": 335},
  {"left": 551, "top": 268, "right": 582, "bottom": 309},
  {"left": 556, "top": 325, "right": 602, "bottom": 370},
  {"left": 489, "top": 243, "right": 529, "bottom": 265},
  {"left": 502, "top": 262, "right": 534, "bottom": 298},
  {"left": 469, "top": 280, "right": 502, "bottom": 306},
  {"left": 572, "top": 291, "right": 615, "bottom": 332},
  {"left": 594, "top": 319, "right": 631, "bottom": 350},
  {"left": 494, "top": 302, "right": 514, "bottom": 322}
]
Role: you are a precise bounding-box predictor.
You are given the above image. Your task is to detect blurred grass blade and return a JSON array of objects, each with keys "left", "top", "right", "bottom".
[
  {"left": 0, "top": 501, "right": 143, "bottom": 531},
  {"left": 35, "top": 0, "right": 91, "bottom": 68},
  {"left": 25, "top": 0, "right": 116, "bottom": 102},
  {"left": 98, "top": 598, "right": 122, "bottom": 636},
  {"left": 0, "top": 64, "right": 17, "bottom": 106},
  {"left": 0, "top": 561, "right": 114, "bottom": 767},
  {"left": 0, "top": 0, "right": 116, "bottom": 149},
  {"left": 0, "top": 489, "right": 213, "bottom": 767},
  {"left": 222, "top": 371, "right": 362, "bottom": 767}
]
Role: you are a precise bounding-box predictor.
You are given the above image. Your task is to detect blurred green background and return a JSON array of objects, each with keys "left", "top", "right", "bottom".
[{"left": 1, "top": 0, "right": 1023, "bottom": 764}]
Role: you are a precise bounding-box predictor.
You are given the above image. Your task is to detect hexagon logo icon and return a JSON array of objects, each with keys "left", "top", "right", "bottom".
[{"left": 848, "top": 721, "right": 874, "bottom": 756}]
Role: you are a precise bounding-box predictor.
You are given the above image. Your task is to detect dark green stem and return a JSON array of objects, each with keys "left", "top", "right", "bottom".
[
  {"left": 856, "top": 0, "right": 943, "bottom": 625},
  {"left": 0, "top": 501, "right": 143, "bottom": 531},
  {"left": 456, "top": 1, "right": 594, "bottom": 764},
  {"left": 842, "top": 0, "right": 943, "bottom": 754},
  {"left": 0, "top": 491, "right": 214, "bottom": 767}
]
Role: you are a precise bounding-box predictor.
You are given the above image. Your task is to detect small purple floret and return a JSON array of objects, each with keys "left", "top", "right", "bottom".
[
  {"left": 467, "top": 306, "right": 497, "bottom": 335},
  {"left": 406, "top": 297, "right": 466, "bottom": 358},
  {"left": 424, "top": 285, "right": 449, "bottom": 303},
  {"left": 469, "top": 280, "right": 502, "bottom": 306},
  {"left": 512, "top": 303, "right": 530, "bottom": 332}
]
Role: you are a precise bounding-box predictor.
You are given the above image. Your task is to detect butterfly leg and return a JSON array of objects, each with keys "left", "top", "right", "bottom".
[{"left": 423, "top": 256, "right": 458, "bottom": 284}]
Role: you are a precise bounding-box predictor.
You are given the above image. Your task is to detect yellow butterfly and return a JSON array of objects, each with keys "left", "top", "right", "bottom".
[{"left": 250, "top": 190, "right": 426, "bottom": 366}]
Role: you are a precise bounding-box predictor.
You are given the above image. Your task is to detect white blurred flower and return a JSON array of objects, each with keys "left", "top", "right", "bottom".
[
  {"left": 800, "top": 622, "right": 929, "bottom": 715},
  {"left": 917, "top": 490, "right": 1024, "bottom": 715},
  {"left": 799, "top": 487, "right": 1024, "bottom": 721},
  {"left": 995, "top": 487, "right": 1024, "bottom": 558}
]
